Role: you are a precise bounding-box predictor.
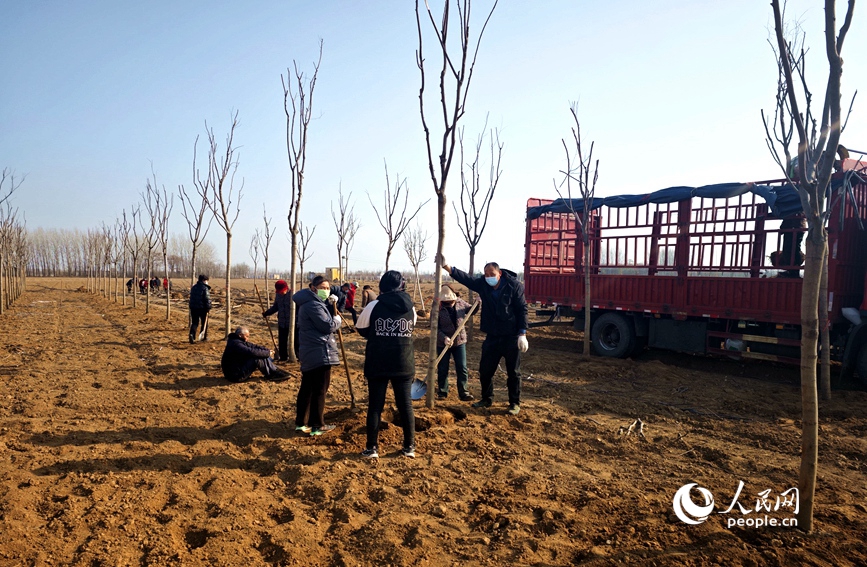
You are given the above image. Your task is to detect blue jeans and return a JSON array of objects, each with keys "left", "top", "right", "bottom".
[{"left": 436, "top": 343, "right": 469, "bottom": 397}]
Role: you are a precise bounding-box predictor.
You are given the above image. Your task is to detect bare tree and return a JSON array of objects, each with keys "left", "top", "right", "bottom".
[
  {"left": 249, "top": 229, "right": 261, "bottom": 283},
  {"left": 0, "top": 169, "right": 25, "bottom": 314},
  {"left": 344, "top": 211, "right": 361, "bottom": 279},
  {"left": 154, "top": 186, "right": 174, "bottom": 320},
  {"left": 203, "top": 112, "right": 244, "bottom": 338},
  {"left": 403, "top": 224, "right": 430, "bottom": 313},
  {"left": 283, "top": 40, "right": 323, "bottom": 363},
  {"left": 368, "top": 159, "right": 429, "bottom": 271},
  {"left": 298, "top": 221, "right": 316, "bottom": 284},
  {"left": 122, "top": 207, "right": 142, "bottom": 308},
  {"left": 456, "top": 116, "right": 503, "bottom": 341},
  {"left": 764, "top": 0, "right": 857, "bottom": 532},
  {"left": 554, "top": 103, "right": 599, "bottom": 359},
  {"left": 261, "top": 206, "right": 276, "bottom": 297},
  {"left": 141, "top": 167, "right": 169, "bottom": 315},
  {"left": 415, "top": 0, "right": 499, "bottom": 407},
  {"left": 332, "top": 184, "right": 355, "bottom": 280},
  {"left": 180, "top": 135, "right": 215, "bottom": 287}
]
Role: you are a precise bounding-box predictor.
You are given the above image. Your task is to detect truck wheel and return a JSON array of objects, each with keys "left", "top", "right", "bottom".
[
  {"left": 592, "top": 313, "right": 636, "bottom": 358},
  {"left": 856, "top": 343, "right": 867, "bottom": 387}
]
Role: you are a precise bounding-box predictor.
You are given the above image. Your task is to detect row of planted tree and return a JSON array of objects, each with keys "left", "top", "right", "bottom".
[{"left": 0, "top": 169, "right": 26, "bottom": 315}]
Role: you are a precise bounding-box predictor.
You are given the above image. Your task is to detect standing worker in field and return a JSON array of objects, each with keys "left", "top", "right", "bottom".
[
  {"left": 293, "top": 275, "right": 342, "bottom": 436},
  {"left": 188, "top": 274, "right": 212, "bottom": 344},
  {"left": 341, "top": 282, "right": 358, "bottom": 325},
  {"left": 440, "top": 258, "right": 528, "bottom": 415},
  {"left": 262, "top": 279, "right": 292, "bottom": 362},
  {"left": 435, "top": 284, "right": 474, "bottom": 401},
  {"left": 356, "top": 270, "right": 417, "bottom": 459},
  {"left": 361, "top": 284, "right": 377, "bottom": 308}
]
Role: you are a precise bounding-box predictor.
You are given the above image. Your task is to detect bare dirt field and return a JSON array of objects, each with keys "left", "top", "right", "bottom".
[{"left": 0, "top": 278, "right": 865, "bottom": 566}]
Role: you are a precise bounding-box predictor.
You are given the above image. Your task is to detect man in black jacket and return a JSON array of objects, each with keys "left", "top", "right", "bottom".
[
  {"left": 441, "top": 259, "right": 529, "bottom": 415},
  {"left": 188, "top": 274, "right": 212, "bottom": 344},
  {"left": 220, "top": 326, "right": 289, "bottom": 383}
]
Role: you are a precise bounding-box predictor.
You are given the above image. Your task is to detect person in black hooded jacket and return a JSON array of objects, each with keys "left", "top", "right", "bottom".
[
  {"left": 220, "top": 325, "right": 289, "bottom": 383},
  {"left": 356, "top": 270, "right": 417, "bottom": 459},
  {"left": 188, "top": 274, "right": 212, "bottom": 344},
  {"left": 441, "top": 258, "right": 528, "bottom": 415}
]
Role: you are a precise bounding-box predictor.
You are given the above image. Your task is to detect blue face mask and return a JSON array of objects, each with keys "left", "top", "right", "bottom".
[{"left": 485, "top": 276, "right": 499, "bottom": 287}]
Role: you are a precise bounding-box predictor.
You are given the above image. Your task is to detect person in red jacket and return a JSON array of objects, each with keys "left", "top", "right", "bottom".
[{"left": 341, "top": 282, "right": 358, "bottom": 324}]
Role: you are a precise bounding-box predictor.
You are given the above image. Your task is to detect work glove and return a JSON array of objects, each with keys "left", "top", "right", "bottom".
[
  {"left": 444, "top": 336, "right": 452, "bottom": 347},
  {"left": 328, "top": 294, "right": 339, "bottom": 303},
  {"left": 517, "top": 335, "right": 529, "bottom": 353},
  {"left": 261, "top": 311, "right": 268, "bottom": 318}
]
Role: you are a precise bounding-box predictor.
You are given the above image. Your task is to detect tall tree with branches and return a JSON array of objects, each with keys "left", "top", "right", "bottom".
[
  {"left": 403, "top": 223, "right": 430, "bottom": 313},
  {"left": 298, "top": 222, "right": 316, "bottom": 284},
  {"left": 180, "top": 135, "right": 215, "bottom": 287},
  {"left": 763, "top": 0, "right": 857, "bottom": 532},
  {"left": 554, "top": 104, "right": 599, "bottom": 359},
  {"left": 368, "top": 159, "right": 429, "bottom": 271},
  {"left": 456, "top": 117, "right": 503, "bottom": 341},
  {"left": 203, "top": 112, "right": 244, "bottom": 338},
  {"left": 282, "top": 40, "right": 323, "bottom": 363},
  {"left": 415, "top": 0, "right": 499, "bottom": 407},
  {"left": 250, "top": 229, "right": 261, "bottom": 283},
  {"left": 141, "top": 167, "right": 169, "bottom": 315},
  {"left": 261, "top": 206, "right": 276, "bottom": 297},
  {"left": 332, "top": 185, "right": 356, "bottom": 280},
  {"left": 154, "top": 185, "right": 174, "bottom": 320},
  {"left": 122, "top": 207, "right": 142, "bottom": 308}
]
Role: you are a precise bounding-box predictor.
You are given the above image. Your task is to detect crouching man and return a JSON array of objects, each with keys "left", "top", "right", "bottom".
[{"left": 220, "top": 325, "right": 289, "bottom": 383}]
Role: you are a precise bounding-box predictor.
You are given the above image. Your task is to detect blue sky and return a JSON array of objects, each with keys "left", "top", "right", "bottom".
[{"left": 2, "top": 1, "right": 865, "bottom": 276}]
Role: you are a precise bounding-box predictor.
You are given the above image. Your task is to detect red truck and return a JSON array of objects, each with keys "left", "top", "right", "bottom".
[{"left": 524, "top": 158, "right": 867, "bottom": 383}]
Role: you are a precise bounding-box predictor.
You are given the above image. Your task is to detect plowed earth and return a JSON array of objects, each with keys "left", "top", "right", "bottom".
[{"left": 0, "top": 278, "right": 865, "bottom": 566}]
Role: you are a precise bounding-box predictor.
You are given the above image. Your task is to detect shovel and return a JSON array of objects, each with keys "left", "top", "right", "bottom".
[
  {"left": 411, "top": 299, "right": 480, "bottom": 400},
  {"left": 331, "top": 299, "right": 357, "bottom": 409}
]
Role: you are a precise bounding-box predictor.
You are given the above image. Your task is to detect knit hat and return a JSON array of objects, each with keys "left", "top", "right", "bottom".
[
  {"left": 379, "top": 270, "right": 406, "bottom": 293},
  {"left": 440, "top": 285, "right": 457, "bottom": 302},
  {"left": 275, "top": 280, "right": 289, "bottom": 292}
]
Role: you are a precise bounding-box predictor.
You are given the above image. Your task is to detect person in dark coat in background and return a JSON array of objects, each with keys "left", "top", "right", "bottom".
[
  {"left": 356, "top": 270, "right": 417, "bottom": 459},
  {"left": 126, "top": 279, "right": 134, "bottom": 294},
  {"left": 441, "top": 258, "right": 528, "bottom": 415},
  {"left": 293, "top": 275, "right": 342, "bottom": 436},
  {"left": 220, "top": 326, "right": 289, "bottom": 383},
  {"left": 435, "top": 284, "right": 474, "bottom": 401},
  {"left": 262, "top": 279, "right": 293, "bottom": 361},
  {"left": 188, "top": 274, "right": 212, "bottom": 344}
]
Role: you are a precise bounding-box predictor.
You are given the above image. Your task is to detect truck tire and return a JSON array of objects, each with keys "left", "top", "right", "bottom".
[
  {"left": 857, "top": 343, "right": 867, "bottom": 387},
  {"left": 592, "top": 313, "right": 636, "bottom": 358}
]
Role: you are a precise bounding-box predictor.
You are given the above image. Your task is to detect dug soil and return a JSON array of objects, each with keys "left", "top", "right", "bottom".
[{"left": 0, "top": 279, "right": 865, "bottom": 566}]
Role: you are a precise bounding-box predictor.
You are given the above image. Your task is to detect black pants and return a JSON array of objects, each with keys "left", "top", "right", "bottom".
[
  {"left": 224, "top": 357, "right": 279, "bottom": 383},
  {"left": 296, "top": 365, "right": 333, "bottom": 428},
  {"left": 366, "top": 375, "right": 414, "bottom": 450},
  {"left": 277, "top": 326, "right": 289, "bottom": 361},
  {"left": 189, "top": 308, "right": 209, "bottom": 341},
  {"left": 478, "top": 335, "right": 522, "bottom": 405},
  {"left": 344, "top": 306, "right": 358, "bottom": 325}
]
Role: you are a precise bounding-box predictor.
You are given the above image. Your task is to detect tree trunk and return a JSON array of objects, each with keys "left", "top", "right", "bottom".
[
  {"left": 122, "top": 256, "right": 127, "bottom": 306},
  {"left": 287, "top": 230, "right": 299, "bottom": 363},
  {"left": 145, "top": 251, "right": 152, "bottom": 314},
  {"left": 797, "top": 229, "right": 823, "bottom": 532},
  {"left": 190, "top": 245, "right": 198, "bottom": 288},
  {"left": 819, "top": 240, "right": 831, "bottom": 400},
  {"left": 225, "top": 233, "right": 232, "bottom": 338},
  {"left": 164, "top": 253, "right": 170, "bottom": 321},
  {"left": 385, "top": 248, "right": 391, "bottom": 272},
  {"left": 583, "top": 235, "right": 592, "bottom": 357},
  {"left": 263, "top": 258, "right": 269, "bottom": 303},
  {"left": 425, "top": 192, "right": 446, "bottom": 408},
  {"left": 467, "top": 249, "right": 475, "bottom": 343},
  {"left": 131, "top": 257, "right": 137, "bottom": 308}
]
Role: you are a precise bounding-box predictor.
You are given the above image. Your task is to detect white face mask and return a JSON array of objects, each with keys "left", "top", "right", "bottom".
[{"left": 485, "top": 276, "right": 499, "bottom": 287}]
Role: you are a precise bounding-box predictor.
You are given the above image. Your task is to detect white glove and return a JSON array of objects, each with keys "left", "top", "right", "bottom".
[
  {"left": 444, "top": 337, "right": 452, "bottom": 347},
  {"left": 517, "top": 335, "right": 529, "bottom": 353},
  {"left": 328, "top": 294, "right": 339, "bottom": 303}
]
